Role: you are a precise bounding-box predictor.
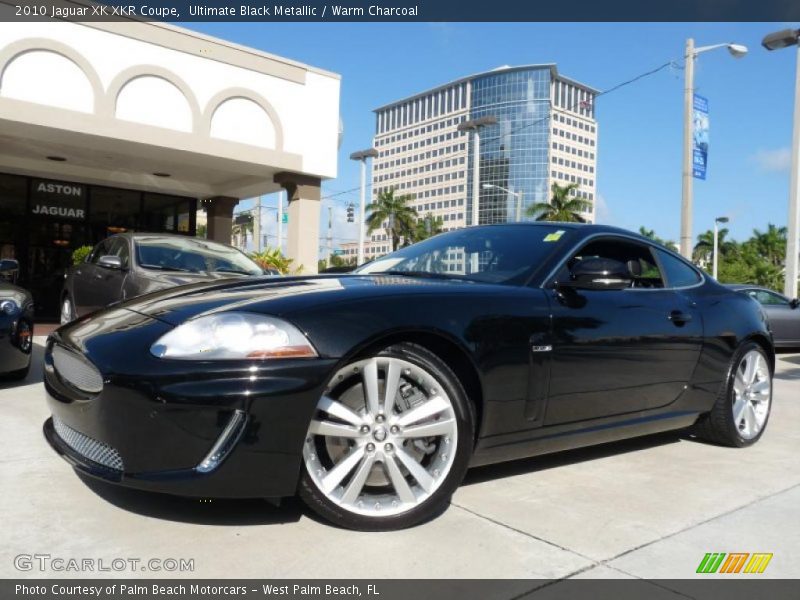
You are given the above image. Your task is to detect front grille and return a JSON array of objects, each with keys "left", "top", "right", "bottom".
[
  {"left": 52, "top": 345, "right": 103, "bottom": 394},
  {"left": 53, "top": 417, "right": 124, "bottom": 472}
]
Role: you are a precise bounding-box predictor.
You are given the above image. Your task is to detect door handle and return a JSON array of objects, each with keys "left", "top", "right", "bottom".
[{"left": 668, "top": 310, "right": 692, "bottom": 324}]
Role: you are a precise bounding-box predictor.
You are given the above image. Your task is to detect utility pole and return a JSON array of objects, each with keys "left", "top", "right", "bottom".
[
  {"left": 349, "top": 148, "right": 379, "bottom": 265},
  {"left": 327, "top": 206, "right": 333, "bottom": 268},
  {"left": 277, "top": 190, "right": 283, "bottom": 254},
  {"left": 254, "top": 196, "right": 263, "bottom": 253}
]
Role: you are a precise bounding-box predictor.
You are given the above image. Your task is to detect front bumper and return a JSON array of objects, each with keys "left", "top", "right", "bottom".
[{"left": 43, "top": 308, "right": 337, "bottom": 498}]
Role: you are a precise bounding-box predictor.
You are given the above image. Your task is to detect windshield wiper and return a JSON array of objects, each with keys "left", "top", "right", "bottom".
[{"left": 140, "top": 264, "right": 195, "bottom": 273}]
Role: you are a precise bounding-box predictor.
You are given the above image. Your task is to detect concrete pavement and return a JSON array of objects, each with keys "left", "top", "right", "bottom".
[{"left": 1, "top": 339, "right": 798, "bottom": 584}]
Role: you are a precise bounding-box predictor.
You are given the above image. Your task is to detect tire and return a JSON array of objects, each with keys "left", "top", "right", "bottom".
[
  {"left": 4, "top": 362, "right": 30, "bottom": 382},
  {"left": 298, "top": 342, "right": 475, "bottom": 530},
  {"left": 60, "top": 295, "right": 75, "bottom": 325},
  {"left": 693, "top": 342, "right": 772, "bottom": 447}
]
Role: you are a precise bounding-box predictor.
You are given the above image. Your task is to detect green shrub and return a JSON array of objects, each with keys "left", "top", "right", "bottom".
[{"left": 71, "top": 245, "right": 93, "bottom": 265}]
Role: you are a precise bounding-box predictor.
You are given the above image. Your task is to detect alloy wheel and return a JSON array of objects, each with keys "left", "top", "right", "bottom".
[
  {"left": 303, "top": 356, "right": 458, "bottom": 517},
  {"left": 732, "top": 349, "right": 771, "bottom": 440}
]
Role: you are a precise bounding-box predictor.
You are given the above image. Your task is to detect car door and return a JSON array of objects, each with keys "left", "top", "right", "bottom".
[
  {"left": 91, "top": 237, "right": 130, "bottom": 310},
  {"left": 751, "top": 288, "right": 800, "bottom": 344},
  {"left": 543, "top": 236, "right": 704, "bottom": 425},
  {"left": 71, "top": 239, "right": 108, "bottom": 315}
]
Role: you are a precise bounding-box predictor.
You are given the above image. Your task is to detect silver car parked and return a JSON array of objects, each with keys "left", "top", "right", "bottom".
[{"left": 727, "top": 285, "right": 800, "bottom": 349}]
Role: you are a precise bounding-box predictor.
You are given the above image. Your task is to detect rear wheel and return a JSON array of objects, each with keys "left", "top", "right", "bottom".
[
  {"left": 298, "top": 343, "right": 474, "bottom": 530},
  {"left": 4, "top": 320, "right": 32, "bottom": 381},
  {"left": 693, "top": 342, "right": 772, "bottom": 447}
]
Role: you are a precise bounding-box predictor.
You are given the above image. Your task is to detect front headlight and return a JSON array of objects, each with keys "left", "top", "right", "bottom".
[
  {"left": 150, "top": 313, "right": 318, "bottom": 360},
  {"left": 0, "top": 299, "right": 19, "bottom": 315}
]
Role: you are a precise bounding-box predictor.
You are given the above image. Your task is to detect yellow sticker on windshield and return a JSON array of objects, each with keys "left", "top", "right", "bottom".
[{"left": 543, "top": 230, "right": 565, "bottom": 242}]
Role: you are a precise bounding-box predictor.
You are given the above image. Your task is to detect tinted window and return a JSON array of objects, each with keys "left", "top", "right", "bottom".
[
  {"left": 555, "top": 237, "right": 664, "bottom": 288},
  {"left": 655, "top": 249, "right": 701, "bottom": 288},
  {"left": 753, "top": 290, "right": 789, "bottom": 306},
  {"left": 107, "top": 237, "right": 130, "bottom": 268},
  {"left": 89, "top": 239, "right": 112, "bottom": 264}
]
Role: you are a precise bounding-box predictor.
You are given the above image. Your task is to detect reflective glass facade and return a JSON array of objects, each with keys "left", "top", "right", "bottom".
[{"left": 467, "top": 67, "right": 552, "bottom": 225}]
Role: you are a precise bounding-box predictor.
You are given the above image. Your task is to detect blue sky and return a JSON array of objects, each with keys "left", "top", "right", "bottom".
[{"left": 185, "top": 21, "right": 799, "bottom": 250}]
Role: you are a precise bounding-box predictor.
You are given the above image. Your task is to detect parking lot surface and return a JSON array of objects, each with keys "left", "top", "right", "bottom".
[{"left": 2, "top": 339, "right": 798, "bottom": 584}]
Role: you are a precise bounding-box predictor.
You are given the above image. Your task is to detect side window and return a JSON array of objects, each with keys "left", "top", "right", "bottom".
[
  {"left": 655, "top": 249, "right": 702, "bottom": 288},
  {"left": 89, "top": 240, "right": 110, "bottom": 264},
  {"left": 107, "top": 238, "right": 130, "bottom": 268},
  {"left": 756, "top": 290, "right": 788, "bottom": 306},
  {"left": 556, "top": 237, "right": 664, "bottom": 288}
]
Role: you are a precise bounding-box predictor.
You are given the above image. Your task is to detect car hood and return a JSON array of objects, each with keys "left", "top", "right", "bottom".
[{"left": 119, "top": 274, "right": 475, "bottom": 326}]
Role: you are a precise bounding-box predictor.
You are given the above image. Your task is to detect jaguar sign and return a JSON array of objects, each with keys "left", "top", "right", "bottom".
[{"left": 31, "top": 205, "right": 85, "bottom": 219}]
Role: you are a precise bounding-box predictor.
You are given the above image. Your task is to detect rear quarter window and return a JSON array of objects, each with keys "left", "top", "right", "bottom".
[{"left": 655, "top": 249, "right": 702, "bottom": 288}]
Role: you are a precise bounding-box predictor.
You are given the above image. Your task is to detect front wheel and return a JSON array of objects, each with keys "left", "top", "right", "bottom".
[
  {"left": 298, "top": 343, "right": 474, "bottom": 530},
  {"left": 693, "top": 342, "right": 772, "bottom": 447}
]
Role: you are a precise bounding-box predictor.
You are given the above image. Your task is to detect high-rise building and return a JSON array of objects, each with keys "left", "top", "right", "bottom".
[{"left": 340, "top": 65, "right": 598, "bottom": 262}]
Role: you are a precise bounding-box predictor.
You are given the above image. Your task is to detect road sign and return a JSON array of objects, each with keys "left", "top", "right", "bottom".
[{"left": 281, "top": 212, "right": 288, "bottom": 224}]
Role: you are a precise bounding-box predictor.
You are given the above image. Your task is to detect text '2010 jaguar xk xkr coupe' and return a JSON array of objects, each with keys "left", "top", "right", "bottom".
[{"left": 43, "top": 224, "right": 774, "bottom": 530}]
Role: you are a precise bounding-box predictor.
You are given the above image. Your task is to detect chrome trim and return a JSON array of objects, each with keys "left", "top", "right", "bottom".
[
  {"left": 539, "top": 231, "right": 707, "bottom": 292},
  {"left": 531, "top": 345, "right": 553, "bottom": 352},
  {"left": 196, "top": 410, "right": 247, "bottom": 473}
]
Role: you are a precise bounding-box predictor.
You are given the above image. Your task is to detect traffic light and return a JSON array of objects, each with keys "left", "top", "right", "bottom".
[{"left": 346, "top": 203, "right": 355, "bottom": 223}]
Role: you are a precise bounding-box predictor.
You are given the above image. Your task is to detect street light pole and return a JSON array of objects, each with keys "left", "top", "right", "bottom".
[
  {"left": 276, "top": 190, "right": 283, "bottom": 253},
  {"left": 680, "top": 38, "right": 696, "bottom": 260},
  {"left": 788, "top": 43, "right": 800, "bottom": 298},
  {"left": 679, "top": 39, "right": 748, "bottom": 260},
  {"left": 457, "top": 116, "right": 498, "bottom": 227},
  {"left": 349, "top": 148, "right": 379, "bottom": 265},
  {"left": 763, "top": 29, "right": 800, "bottom": 298},
  {"left": 713, "top": 216, "right": 729, "bottom": 279}
]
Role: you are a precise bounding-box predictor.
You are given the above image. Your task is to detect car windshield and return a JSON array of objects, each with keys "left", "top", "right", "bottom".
[
  {"left": 135, "top": 237, "right": 263, "bottom": 275},
  {"left": 355, "top": 225, "right": 573, "bottom": 284}
]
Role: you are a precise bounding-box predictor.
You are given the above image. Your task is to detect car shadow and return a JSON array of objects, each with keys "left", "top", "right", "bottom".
[
  {"left": 462, "top": 431, "right": 683, "bottom": 486},
  {"left": 76, "top": 473, "right": 304, "bottom": 526},
  {"left": 0, "top": 341, "right": 44, "bottom": 389}
]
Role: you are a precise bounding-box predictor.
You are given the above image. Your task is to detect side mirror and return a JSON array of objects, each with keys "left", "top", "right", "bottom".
[
  {"left": 97, "top": 255, "right": 123, "bottom": 270},
  {"left": 560, "top": 257, "right": 632, "bottom": 291},
  {"left": 790, "top": 298, "right": 800, "bottom": 309}
]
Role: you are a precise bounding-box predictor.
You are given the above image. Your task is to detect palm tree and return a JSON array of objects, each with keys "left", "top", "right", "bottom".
[
  {"left": 366, "top": 188, "right": 418, "bottom": 251},
  {"left": 526, "top": 183, "right": 592, "bottom": 223},
  {"left": 750, "top": 224, "right": 786, "bottom": 268},
  {"left": 410, "top": 213, "right": 444, "bottom": 243},
  {"left": 638, "top": 227, "right": 675, "bottom": 248},
  {"left": 693, "top": 228, "right": 730, "bottom": 266}
]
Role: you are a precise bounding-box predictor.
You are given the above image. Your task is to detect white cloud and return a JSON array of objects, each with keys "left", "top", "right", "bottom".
[
  {"left": 752, "top": 147, "right": 792, "bottom": 173},
  {"left": 594, "top": 193, "right": 611, "bottom": 224}
]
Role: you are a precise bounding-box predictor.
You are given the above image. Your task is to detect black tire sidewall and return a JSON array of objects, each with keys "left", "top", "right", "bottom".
[
  {"left": 724, "top": 342, "right": 772, "bottom": 448},
  {"left": 298, "top": 342, "right": 475, "bottom": 531}
]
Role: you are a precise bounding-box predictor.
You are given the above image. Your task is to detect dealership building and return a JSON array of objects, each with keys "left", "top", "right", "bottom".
[{"left": 0, "top": 14, "right": 340, "bottom": 317}]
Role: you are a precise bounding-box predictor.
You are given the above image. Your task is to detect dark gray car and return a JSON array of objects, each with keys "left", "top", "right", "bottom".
[
  {"left": 727, "top": 285, "right": 800, "bottom": 348},
  {"left": 60, "top": 233, "right": 265, "bottom": 324}
]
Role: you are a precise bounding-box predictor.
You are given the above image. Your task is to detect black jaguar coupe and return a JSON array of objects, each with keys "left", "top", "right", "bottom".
[{"left": 43, "top": 224, "right": 774, "bottom": 530}]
